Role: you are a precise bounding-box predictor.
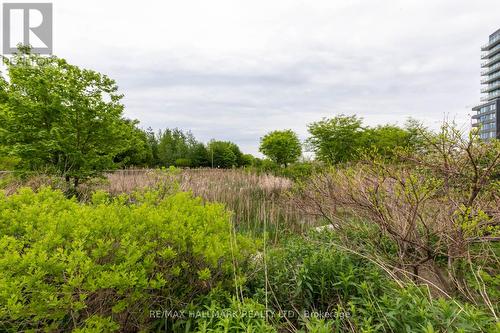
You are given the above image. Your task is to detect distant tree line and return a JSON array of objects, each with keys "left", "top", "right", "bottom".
[
  {"left": 0, "top": 49, "right": 438, "bottom": 187},
  {"left": 123, "top": 127, "right": 253, "bottom": 169}
]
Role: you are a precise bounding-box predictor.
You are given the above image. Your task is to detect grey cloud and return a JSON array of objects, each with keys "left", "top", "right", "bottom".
[{"left": 54, "top": 0, "right": 500, "bottom": 155}]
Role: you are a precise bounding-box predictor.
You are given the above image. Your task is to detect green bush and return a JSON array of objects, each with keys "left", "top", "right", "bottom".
[
  {"left": 0, "top": 155, "right": 20, "bottom": 170},
  {"left": 174, "top": 158, "right": 192, "bottom": 168},
  {"left": 277, "top": 161, "right": 324, "bottom": 181},
  {"left": 173, "top": 290, "right": 276, "bottom": 333},
  {"left": 248, "top": 233, "right": 496, "bottom": 332},
  {"left": 0, "top": 187, "right": 254, "bottom": 332}
]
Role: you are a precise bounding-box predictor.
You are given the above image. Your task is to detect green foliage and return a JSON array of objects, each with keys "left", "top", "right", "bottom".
[
  {"left": 306, "top": 115, "right": 427, "bottom": 164},
  {"left": 249, "top": 160, "right": 324, "bottom": 181},
  {"left": 276, "top": 161, "right": 323, "bottom": 181},
  {"left": 259, "top": 129, "right": 302, "bottom": 167},
  {"left": 249, "top": 233, "right": 496, "bottom": 332},
  {"left": 174, "top": 158, "right": 192, "bottom": 167},
  {"left": 113, "top": 122, "right": 155, "bottom": 167},
  {"left": 189, "top": 143, "right": 211, "bottom": 167},
  {"left": 0, "top": 146, "right": 20, "bottom": 170},
  {"left": 207, "top": 140, "right": 245, "bottom": 168},
  {"left": 249, "top": 158, "right": 278, "bottom": 172},
  {"left": 360, "top": 124, "right": 411, "bottom": 158},
  {"left": 174, "top": 291, "right": 276, "bottom": 333},
  {"left": 0, "top": 49, "right": 137, "bottom": 185},
  {"left": 151, "top": 131, "right": 249, "bottom": 169},
  {"left": 239, "top": 154, "right": 255, "bottom": 167},
  {"left": 0, "top": 187, "right": 254, "bottom": 332},
  {"left": 158, "top": 128, "right": 200, "bottom": 167},
  {"left": 306, "top": 115, "right": 364, "bottom": 164}
]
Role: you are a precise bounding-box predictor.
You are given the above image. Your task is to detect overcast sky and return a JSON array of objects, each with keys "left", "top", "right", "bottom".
[{"left": 48, "top": 1, "right": 500, "bottom": 154}]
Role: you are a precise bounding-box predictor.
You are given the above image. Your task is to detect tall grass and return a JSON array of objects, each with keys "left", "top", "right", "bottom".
[
  {"left": 1, "top": 168, "right": 314, "bottom": 239},
  {"left": 105, "top": 169, "right": 316, "bottom": 238},
  {"left": 176, "top": 169, "right": 309, "bottom": 237}
]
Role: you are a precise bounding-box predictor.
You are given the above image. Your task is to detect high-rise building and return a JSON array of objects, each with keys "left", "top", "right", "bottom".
[{"left": 472, "top": 28, "right": 500, "bottom": 140}]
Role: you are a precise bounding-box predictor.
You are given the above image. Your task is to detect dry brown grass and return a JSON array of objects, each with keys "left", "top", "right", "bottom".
[
  {"left": 104, "top": 168, "right": 312, "bottom": 237},
  {"left": 2, "top": 168, "right": 314, "bottom": 238}
]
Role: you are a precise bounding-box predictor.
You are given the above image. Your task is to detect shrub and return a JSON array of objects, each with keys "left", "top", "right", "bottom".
[
  {"left": 292, "top": 124, "right": 500, "bottom": 306},
  {"left": 174, "top": 158, "right": 192, "bottom": 168},
  {"left": 248, "top": 233, "right": 496, "bottom": 332},
  {"left": 276, "top": 161, "right": 323, "bottom": 181},
  {"left": 173, "top": 290, "right": 276, "bottom": 333},
  {"left": 0, "top": 187, "right": 254, "bottom": 332}
]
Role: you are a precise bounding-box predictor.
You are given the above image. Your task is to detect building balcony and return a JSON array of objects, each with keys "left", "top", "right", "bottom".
[
  {"left": 473, "top": 102, "right": 495, "bottom": 111},
  {"left": 480, "top": 92, "right": 500, "bottom": 101},
  {"left": 481, "top": 82, "right": 500, "bottom": 95},
  {"left": 481, "top": 58, "right": 500, "bottom": 74},
  {"left": 481, "top": 71, "right": 500, "bottom": 84},
  {"left": 477, "top": 118, "right": 496, "bottom": 125},
  {"left": 481, "top": 53, "right": 500, "bottom": 69},
  {"left": 481, "top": 34, "right": 500, "bottom": 51},
  {"left": 481, "top": 82, "right": 500, "bottom": 93},
  {"left": 481, "top": 44, "right": 500, "bottom": 59},
  {"left": 472, "top": 106, "right": 496, "bottom": 117}
]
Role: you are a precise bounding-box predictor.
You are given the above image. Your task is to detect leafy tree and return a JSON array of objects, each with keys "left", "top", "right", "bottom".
[
  {"left": 157, "top": 128, "right": 191, "bottom": 166},
  {"left": 259, "top": 129, "right": 302, "bottom": 167},
  {"left": 189, "top": 142, "right": 210, "bottom": 167},
  {"left": 0, "top": 49, "right": 136, "bottom": 187},
  {"left": 114, "top": 123, "right": 155, "bottom": 167},
  {"left": 306, "top": 115, "right": 364, "bottom": 164},
  {"left": 207, "top": 140, "right": 241, "bottom": 168},
  {"left": 404, "top": 118, "right": 430, "bottom": 152},
  {"left": 229, "top": 142, "right": 245, "bottom": 166},
  {"left": 145, "top": 127, "right": 160, "bottom": 166},
  {"left": 360, "top": 125, "right": 411, "bottom": 158},
  {"left": 240, "top": 153, "right": 255, "bottom": 167},
  {"left": 174, "top": 158, "right": 191, "bottom": 167},
  {"left": 156, "top": 128, "right": 213, "bottom": 167}
]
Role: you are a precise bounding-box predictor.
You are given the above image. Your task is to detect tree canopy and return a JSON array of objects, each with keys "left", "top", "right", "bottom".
[
  {"left": 306, "top": 115, "right": 426, "bottom": 164},
  {"left": 0, "top": 49, "right": 136, "bottom": 186},
  {"left": 207, "top": 140, "right": 248, "bottom": 168},
  {"left": 306, "top": 115, "right": 363, "bottom": 164},
  {"left": 259, "top": 129, "right": 302, "bottom": 167}
]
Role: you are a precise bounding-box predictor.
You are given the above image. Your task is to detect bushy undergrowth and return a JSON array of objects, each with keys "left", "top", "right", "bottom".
[
  {"left": 0, "top": 168, "right": 313, "bottom": 239},
  {"left": 0, "top": 187, "right": 255, "bottom": 332},
  {"left": 248, "top": 232, "right": 498, "bottom": 332},
  {"left": 290, "top": 128, "right": 500, "bottom": 311},
  {"left": 0, "top": 171, "right": 498, "bottom": 332}
]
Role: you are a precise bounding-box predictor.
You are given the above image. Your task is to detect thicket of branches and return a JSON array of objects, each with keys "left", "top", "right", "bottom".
[{"left": 291, "top": 123, "right": 500, "bottom": 317}]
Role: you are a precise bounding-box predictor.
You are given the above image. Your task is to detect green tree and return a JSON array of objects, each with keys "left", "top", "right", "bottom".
[
  {"left": 0, "top": 49, "right": 135, "bottom": 187},
  {"left": 259, "top": 129, "right": 302, "bottom": 167},
  {"left": 145, "top": 127, "right": 160, "bottom": 166},
  {"left": 157, "top": 128, "right": 190, "bottom": 166},
  {"left": 207, "top": 140, "right": 241, "bottom": 168},
  {"left": 189, "top": 142, "right": 210, "bottom": 167},
  {"left": 240, "top": 153, "right": 255, "bottom": 167},
  {"left": 306, "top": 115, "right": 363, "bottom": 164},
  {"left": 404, "top": 118, "right": 429, "bottom": 152},
  {"left": 114, "top": 123, "right": 155, "bottom": 167},
  {"left": 156, "top": 128, "right": 211, "bottom": 168},
  {"left": 360, "top": 125, "right": 411, "bottom": 158}
]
